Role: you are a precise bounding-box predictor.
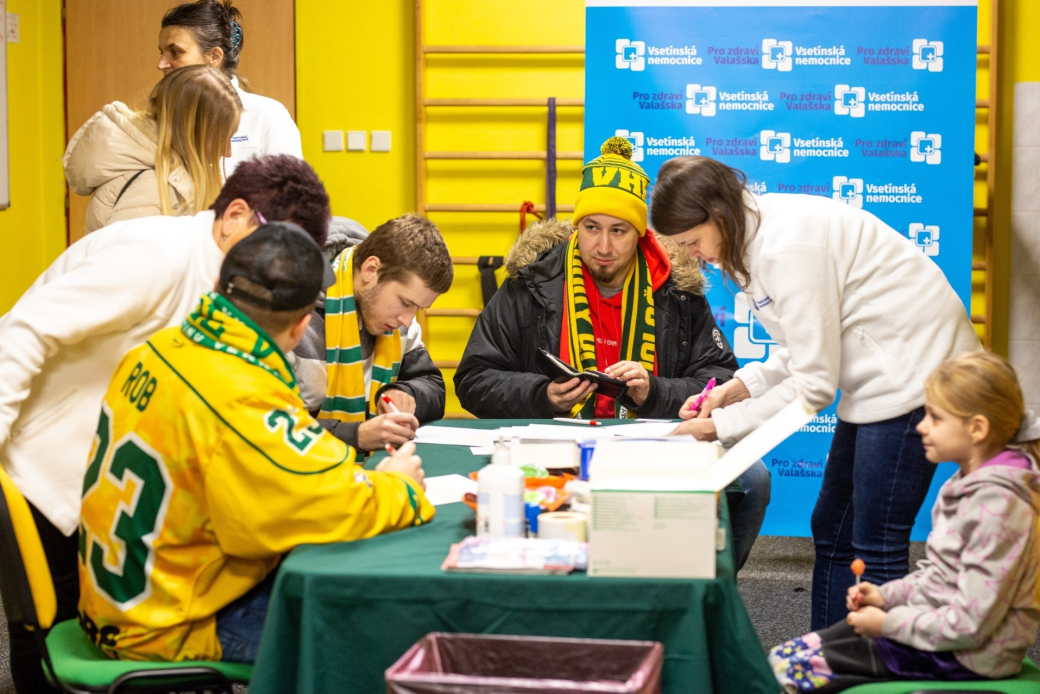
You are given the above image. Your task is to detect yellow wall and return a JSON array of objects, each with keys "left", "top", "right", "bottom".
[
  {"left": 295, "top": 0, "right": 416, "bottom": 230},
  {"left": 0, "top": 0, "right": 66, "bottom": 313}
]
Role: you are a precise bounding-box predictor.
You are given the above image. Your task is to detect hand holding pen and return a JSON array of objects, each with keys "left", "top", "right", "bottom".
[{"left": 678, "top": 378, "right": 715, "bottom": 420}]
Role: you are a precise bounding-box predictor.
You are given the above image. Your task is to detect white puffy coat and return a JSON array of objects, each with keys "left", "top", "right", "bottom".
[{"left": 64, "top": 102, "right": 194, "bottom": 234}]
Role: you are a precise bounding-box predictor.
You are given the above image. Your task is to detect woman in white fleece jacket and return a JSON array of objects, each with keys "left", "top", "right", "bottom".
[{"left": 650, "top": 156, "right": 980, "bottom": 632}]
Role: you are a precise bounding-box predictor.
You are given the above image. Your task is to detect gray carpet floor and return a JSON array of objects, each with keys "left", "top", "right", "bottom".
[{"left": 1, "top": 536, "right": 1037, "bottom": 693}]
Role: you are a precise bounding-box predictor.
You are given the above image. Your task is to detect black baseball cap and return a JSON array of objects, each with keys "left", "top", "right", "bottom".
[{"left": 219, "top": 222, "right": 336, "bottom": 311}]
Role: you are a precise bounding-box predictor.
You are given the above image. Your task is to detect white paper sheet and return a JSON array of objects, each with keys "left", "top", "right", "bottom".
[
  {"left": 709, "top": 397, "right": 816, "bottom": 490},
  {"left": 422, "top": 474, "right": 478, "bottom": 506},
  {"left": 503, "top": 424, "right": 619, "bottom": 441},
  {"left": 415, "top": 420, "right": 680, "bottom": 452},
  {"left": 605, "top": 421, "right": 681, "bottom": 438},
  {"left": 415, "top": 426, "right": 494, "bottom": 448}
]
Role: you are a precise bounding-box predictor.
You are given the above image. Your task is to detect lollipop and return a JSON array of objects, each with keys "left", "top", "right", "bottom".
[{"left": 851, "top": 558, "right": 865, "bottom": 586}]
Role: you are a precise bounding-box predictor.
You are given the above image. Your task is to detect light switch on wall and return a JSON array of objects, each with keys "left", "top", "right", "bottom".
[
  {"left": 6, "top": 13, "right": 19, "bottom": 43},
  {"left": 322, "top": 130, "right": 344, "bottom": 152},
  {"left": 347, "top": 131, "right": 367, "bottom": 152},
  {"left": 371, "top": 130, "right": 391, "bottom": 152}
]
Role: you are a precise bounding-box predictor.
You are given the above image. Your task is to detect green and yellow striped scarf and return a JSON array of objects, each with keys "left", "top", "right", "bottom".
[
  {"left": 319, "top": 248, "right": 402, "bottom": 422},
  {"left": 181, "top": 292, "right": 300, "bottom": 395},
  {"left": 561, "top": 232, "right": 655, "bottom": 419}
]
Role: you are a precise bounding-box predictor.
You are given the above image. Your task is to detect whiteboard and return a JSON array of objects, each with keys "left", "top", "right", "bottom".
[{"left": 0, "top": 2, "right": 8, "bottom": 210}]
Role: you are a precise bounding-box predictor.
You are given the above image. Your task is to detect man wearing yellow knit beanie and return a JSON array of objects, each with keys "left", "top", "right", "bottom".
[{"left": 454, "top": 137, "right": 770, "bottom": 569}]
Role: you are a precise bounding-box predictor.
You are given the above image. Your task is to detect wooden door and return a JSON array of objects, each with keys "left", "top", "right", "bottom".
[{"left": 64, "top": 0, "right": 296, "bottom": 243}]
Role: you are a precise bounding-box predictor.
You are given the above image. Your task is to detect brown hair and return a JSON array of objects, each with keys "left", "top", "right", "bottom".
[
  {"left": 211, "top": 155, "right": 331, "bottom": 246},
  {"left": 649, "top": 157, "right": 759, "bottom": 288},
  {"left": 147, "top": 65, "right": 241, "bottom": 215},
  {"left": 925, "top": 351, "right": 1040, "bottom": 462},
  {"left": 352, "top": 214, "right": 454, "bottom": 294}
]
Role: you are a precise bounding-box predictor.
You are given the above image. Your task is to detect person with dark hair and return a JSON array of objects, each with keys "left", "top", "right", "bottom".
[
  {"left": 291, "top": 214, "right": 453, "bottom": 452},
  {"left": 78, "top": 223, "right": 431, "bottom": 664},
  {"left": 0, "top": 155, "right": 330, "bottom": 692},
  {"left": 212, "top": 153, "right": 331, "bottom": 245},
  {"left": 454, "top": 138, "right": 769, "bottom": 571},
  {"left": 158, "top": 0, "right": 303, "bottom": 174},
  {"left": 649, "top": 155, "right": 980, "bottom": 632}
]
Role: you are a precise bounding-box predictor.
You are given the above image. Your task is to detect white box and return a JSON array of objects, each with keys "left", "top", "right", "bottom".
[
  {"left": 588, "top": 398, "right": 815, "bottom": 579},
  {"left": 509, "top": 441, "right": 579, "bottom": 471}
]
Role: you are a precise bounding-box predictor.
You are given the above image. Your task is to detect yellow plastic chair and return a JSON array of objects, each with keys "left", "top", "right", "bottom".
[{"left": 0, "top": 466, "right": 251, "bottom": 693}]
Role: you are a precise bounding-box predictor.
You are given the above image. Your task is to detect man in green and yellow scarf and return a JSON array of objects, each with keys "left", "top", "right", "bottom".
[
  {"left": 454, "top": 137, "right": 773, "bottom": 571},
  {"left": 291, "top": 215, "right": 454, "bottom": 452}
]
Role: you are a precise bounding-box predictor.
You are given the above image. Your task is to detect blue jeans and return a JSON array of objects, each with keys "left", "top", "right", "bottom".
[
  {"left": 215, "top": 573, "right": 276, "bottom": 663},
  {"left": 810, "top": 407, "right": 935, "bottom": 630},
  {"left": 728, "top": 459, "right": 771, "bottom": 572}
]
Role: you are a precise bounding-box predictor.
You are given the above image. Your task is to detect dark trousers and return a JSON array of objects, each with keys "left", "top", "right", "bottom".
[
  {"left": 6, "top": 503, "right": 79, "bottom": 693},
  {"left": 813, "top": 621, "right": 890, "bottom": 693},
  {"left": 810, "top": 408, "right": 936, "bottom": 631}
]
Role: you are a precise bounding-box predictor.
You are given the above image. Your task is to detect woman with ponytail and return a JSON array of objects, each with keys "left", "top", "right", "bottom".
[
  {"left": 158, "top": 0, "right": 304, "bottom": 174},
  {"left": 64, "top": 64, "right": 241, "bottom": 233}
]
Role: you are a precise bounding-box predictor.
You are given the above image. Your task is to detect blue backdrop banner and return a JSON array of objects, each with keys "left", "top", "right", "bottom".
[{"left": 584, "top": 0, "right": 977, "bottom": 538}]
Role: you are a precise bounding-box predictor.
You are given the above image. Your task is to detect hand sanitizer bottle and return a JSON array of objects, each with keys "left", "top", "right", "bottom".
[{"left": 477, "top": 442, "right": 525, "bottom": 537}]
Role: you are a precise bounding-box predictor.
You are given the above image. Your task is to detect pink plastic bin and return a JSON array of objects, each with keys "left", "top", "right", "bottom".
[{"left": 385, "top": 632, "right": 663, "bottom": 694}]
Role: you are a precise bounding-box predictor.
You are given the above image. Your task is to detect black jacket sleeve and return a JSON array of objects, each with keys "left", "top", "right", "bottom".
[
  {"left": 376, "top": 346, "right": 445, "bottom": 425},
  {"left": 454, "top": 280, "right": 556, "bottom": 419},
  {"left": 620, "top": 293, "right": 738, "bottom": 419}
]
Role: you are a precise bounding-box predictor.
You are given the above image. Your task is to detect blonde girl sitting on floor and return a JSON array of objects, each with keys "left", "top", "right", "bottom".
[{"left": 769, "top": 351, "right": 1040, "bottom": 692}]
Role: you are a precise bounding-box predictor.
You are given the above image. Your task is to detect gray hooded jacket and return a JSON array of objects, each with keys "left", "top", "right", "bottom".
[{"left": 878, "top": 450, "right": 1040, "bottom": 678}]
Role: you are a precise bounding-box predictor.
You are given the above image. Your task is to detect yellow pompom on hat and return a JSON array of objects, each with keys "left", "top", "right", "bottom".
[{"left": 572, "top": 136, "right": 650, "bottom": 235}]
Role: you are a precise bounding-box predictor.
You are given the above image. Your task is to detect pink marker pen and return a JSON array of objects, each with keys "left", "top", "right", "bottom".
[{"left": 689, "top": 377, "right": 717, "bottom": 413}]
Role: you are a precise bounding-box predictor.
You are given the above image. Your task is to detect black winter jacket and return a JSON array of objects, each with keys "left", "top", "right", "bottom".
[{"left": 454, "top": 220, "right": 738, "bottom": 419}]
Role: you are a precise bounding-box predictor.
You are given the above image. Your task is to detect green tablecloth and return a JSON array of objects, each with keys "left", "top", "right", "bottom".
[{"left": 248, "top": 420, "right": 778, "bottom": 694}]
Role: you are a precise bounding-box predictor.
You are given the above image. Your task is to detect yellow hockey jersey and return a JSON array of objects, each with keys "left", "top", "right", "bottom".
[{"left": 78, "top": 293, "right": 434, "bottom": 662}]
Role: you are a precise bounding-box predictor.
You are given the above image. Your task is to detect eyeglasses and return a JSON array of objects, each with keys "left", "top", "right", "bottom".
[{"left": 253, "top": 209, "right": 267, "bottom": 226}]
